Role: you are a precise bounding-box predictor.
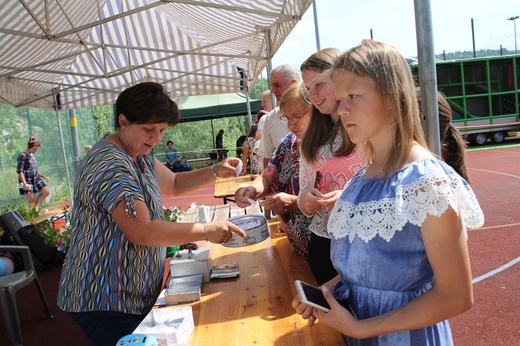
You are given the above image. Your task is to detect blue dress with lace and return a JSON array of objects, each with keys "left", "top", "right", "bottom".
[{"left": 327, "top": 158, "right": 484, "bottom": 345}]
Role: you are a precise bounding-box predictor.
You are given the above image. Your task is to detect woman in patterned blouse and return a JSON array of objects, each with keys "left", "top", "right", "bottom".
[{"left": 57, "top": 82, "right": 246, "bottom": 346}]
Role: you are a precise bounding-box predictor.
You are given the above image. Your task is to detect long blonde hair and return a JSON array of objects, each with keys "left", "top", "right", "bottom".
[{"left": 332, "top": 41, "right": 428, "bottom": 175}]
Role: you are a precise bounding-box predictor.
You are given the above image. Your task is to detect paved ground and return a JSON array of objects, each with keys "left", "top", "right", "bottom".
[{"left": 448, "top": 140, "right": 520, "bottom": 345}]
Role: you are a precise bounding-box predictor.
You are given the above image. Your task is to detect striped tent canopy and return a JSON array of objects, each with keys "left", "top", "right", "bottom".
[{"left": 0, "top": 0, "right": 312, "bottom": 110}]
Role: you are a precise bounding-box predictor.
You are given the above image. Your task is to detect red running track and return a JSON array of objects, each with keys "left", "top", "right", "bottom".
[{"left": 448, "top": 143, "right": 520, "bottom": 345}]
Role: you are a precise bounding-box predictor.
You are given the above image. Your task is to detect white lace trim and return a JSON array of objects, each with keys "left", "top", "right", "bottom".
[{"left": 328, "top": 173, "right": 485, "bottom": 243}]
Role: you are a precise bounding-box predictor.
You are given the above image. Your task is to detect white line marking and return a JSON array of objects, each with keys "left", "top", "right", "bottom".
[
  {"left": 467, "top": 166, "right": 520, "bottom": 284},
  {"left": 472, "top": 257, "right": 520, "bottom": 284},
  {"left": 470, "top": 168, "right": 520, "bottom": 180}
]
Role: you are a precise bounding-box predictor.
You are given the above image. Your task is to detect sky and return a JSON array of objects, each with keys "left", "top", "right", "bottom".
[{"left": 268, "top": 0, "right": 519, "bottom": 70}]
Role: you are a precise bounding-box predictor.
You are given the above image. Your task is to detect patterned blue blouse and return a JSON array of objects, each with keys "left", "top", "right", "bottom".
[{"left": 58, "top": 139, "right": 165, "bottom": 315}]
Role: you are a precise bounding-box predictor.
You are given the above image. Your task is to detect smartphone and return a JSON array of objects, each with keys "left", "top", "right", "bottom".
[
  {"left": 295, "top": 280, "right": 330, "bottom": 312},
  {"left": 314, "top": 171, "right": 322, "bottom": 189}
]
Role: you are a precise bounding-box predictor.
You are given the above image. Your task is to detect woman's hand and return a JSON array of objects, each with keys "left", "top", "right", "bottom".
[
  {"left": 313, "top": 286, "right": 361, "bottom": 337},
  {"left": 292, "top": 285, "right": 360, "bottom": 336},
  {"left": 292, "top": 293, "right": 318, "bottom": 326},
  {"left": 260, "top": 193, "right": 297, "bottom": 216},
  {"left": 298, "top": 188, "right": 324, "bottom": 215},
  {"left": 235, "top": 186, "right": 257, "bottom": 208},
  {"left": 204, "top": 220, "right": 247, "bottom": 244},
  {"left": 214, "top": 157, "right": 242, "bottom": 177},
  {"left": 316, "top": 190, "right": 342, "bottom": 210}
]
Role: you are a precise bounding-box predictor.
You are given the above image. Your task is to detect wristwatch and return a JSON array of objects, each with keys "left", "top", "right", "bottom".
[{"left": 211, "top": 164, "right": 219, "bottom": 178}]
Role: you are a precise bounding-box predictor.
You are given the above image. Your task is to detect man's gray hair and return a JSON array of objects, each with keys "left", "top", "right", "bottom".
[{"left": 271, "top": 64, "right": 301, "bottom": 82}]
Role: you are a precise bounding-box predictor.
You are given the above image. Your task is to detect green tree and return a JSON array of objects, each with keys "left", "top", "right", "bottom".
[
  {"left": 249, "top": 77, "right": 269, "bottom": 99},
  {"left": 92, "top": 105, "right": 115, "bottom": 139}
]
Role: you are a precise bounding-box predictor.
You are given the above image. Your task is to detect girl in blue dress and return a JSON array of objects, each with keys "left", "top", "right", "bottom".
[{"left": 292, "top": 41, "right": 484, "bottom": 345}]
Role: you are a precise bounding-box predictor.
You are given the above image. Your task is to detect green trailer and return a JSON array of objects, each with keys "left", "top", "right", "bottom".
[{"left": 412, "top": 54, "right": 520, "bottom": 145}]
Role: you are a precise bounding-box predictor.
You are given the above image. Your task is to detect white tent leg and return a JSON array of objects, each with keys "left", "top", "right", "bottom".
[
  {"left": 245, "top": 89, "right": 252, "bottom": 128},
  {"left": 53, "top": 91, "right": 74, "bottom": 206}
]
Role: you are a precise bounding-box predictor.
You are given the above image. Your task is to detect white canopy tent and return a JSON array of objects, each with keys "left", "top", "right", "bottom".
[
  {"left": 0, "top": 0, "right": 314, "bottom": 203},
  {"left": 0, "top": 0, "right": 441, "bottom": 205},
  {"left": 0, "top": 0, "right": 313, "bottom": 109}
]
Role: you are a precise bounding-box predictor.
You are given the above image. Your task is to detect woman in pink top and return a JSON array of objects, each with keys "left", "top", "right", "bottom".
[{"left": 298, "top": 48, "right": 364, "bottom": 284}]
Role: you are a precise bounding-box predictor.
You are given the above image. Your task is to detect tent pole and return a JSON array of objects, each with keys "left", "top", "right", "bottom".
[
  {"left": 53, "top": 90, "right": 74, "bottom": 206},
  {"left": 313, "top": 0, "right": 321, "bottom": 51},
  {"left": 265, "top": 29, "right": 276, "bottom": 107},
  {"left": 69, "top": 109, "right": 81, "bottom": 170},
  {"left": 414, "top": 0, "right": 441, "bottom": 156},
  {"left": 210, "top": 119, "right": 215, "bottom": 150},
  {"left": 245, "top": 90, "right": 252, "bottom": 128}
]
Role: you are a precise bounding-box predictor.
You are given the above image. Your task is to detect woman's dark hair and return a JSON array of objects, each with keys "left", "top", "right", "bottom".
[
  {"left": 167, "top": 140, "right": 173, "bottom": 146},
  {"left": 416, "top": 88, "right": 469, "bottom": 181},
  {"left": 115, "top": 82, "right": 180, "bottom": 128},
  {"left": 247, "top": 124, "right": 258, "bottom": 138},
  {"left": 27, "top": 136, "right": 40, "bottom": 149},
  {"left": 256, "top": 110, "right": 268, "bottom": 123}
]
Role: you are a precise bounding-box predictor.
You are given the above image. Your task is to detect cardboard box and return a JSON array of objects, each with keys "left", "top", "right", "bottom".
[
  {"left": 133, "top": 306, "right": 194, "bottom": 345},
  {"left": 169, "top": 247, "right": 211, "bottom": 282}
]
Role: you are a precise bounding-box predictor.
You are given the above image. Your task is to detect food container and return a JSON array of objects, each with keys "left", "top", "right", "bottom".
[{"left": 223, "top": 214, "right": 269, "bottom": 247}]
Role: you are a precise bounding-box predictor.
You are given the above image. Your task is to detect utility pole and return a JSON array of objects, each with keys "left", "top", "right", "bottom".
[{"left": 507, "top": 16, "right": 519, "bottom": 54}]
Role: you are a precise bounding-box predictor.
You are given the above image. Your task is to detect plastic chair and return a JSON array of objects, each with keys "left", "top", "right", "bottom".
[{"left": 0, "top": 245, "right": 53, "bottom": 345}]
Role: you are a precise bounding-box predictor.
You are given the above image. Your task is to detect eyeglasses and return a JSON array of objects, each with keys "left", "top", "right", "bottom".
[{"left": 280, "top": 111, "right": 308, "bottom": 124}]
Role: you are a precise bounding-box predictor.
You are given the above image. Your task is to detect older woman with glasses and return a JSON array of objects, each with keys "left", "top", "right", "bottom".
[{"left": 235, "top": 82, "right": 314, "bottom": 260}]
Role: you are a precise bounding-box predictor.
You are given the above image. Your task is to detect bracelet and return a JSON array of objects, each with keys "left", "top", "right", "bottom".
[
  {"left": 211, "top": 164, "right": 219, "bottom": 178},
  {"left": 203, "top": 224, "right": 208, "bottom": 242}
]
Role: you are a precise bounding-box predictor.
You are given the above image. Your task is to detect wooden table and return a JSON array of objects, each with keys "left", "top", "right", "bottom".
[
  {"left": 29, "top": 209, "right": 64, "bottom": 224},
  {"left": 176, "top": 203, "right": 345, "bottom": 346},
  {"left": 214, "top": 174, "right": 257, "bottom": 204}
]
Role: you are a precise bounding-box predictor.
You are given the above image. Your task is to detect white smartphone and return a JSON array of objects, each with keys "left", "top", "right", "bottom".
[{"left": 295, "top": 280, "right": 330, "bottom": 312}]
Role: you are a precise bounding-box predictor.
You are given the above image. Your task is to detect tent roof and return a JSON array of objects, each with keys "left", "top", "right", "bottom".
[
  {"left": 0, "top": 0, "right": 312, "bottom": 110},
  {"left": 178, "top": 93, "right": 262, "bottom": 122}
]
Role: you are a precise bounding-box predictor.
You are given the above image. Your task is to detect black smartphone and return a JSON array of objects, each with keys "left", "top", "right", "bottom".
[
  {"left": 295, "top": 280, "right": 330, "bottom": 312},
  {"left": 314, "top": 171, "right": 322, "bottom": 189}
]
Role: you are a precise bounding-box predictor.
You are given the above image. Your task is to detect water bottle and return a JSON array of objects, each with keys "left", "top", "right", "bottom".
[{"left": 18, "top": 182, "right": 33, "bottom": 190}]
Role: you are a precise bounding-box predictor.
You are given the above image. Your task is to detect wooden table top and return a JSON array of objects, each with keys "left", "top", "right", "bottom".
[
  {"left": 29, "top": 209, "right": 64, "bottom": 224},
  {"left": 213, "top": 174, "right": 257, "bottom": 203},
  {"left": 176, "top": 204, "right": 345, "bottom": 346}
]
